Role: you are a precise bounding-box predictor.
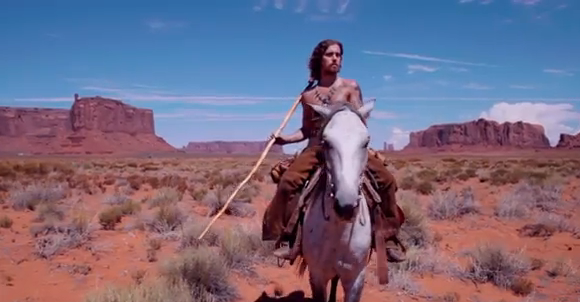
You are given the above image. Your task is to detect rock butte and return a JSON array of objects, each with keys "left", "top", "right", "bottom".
[
  {"left": 0, "top": 94, "right": 176, "bottom": 155},
  {"left": 2, "top": 96, "right": 578, "bottom": 155},
  {"left": 403, "top": 118, "right": 580, "bottom": 151}
]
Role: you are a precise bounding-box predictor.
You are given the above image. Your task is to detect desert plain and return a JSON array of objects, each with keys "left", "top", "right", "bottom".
[{"left": 1, "top": 150, "right": 579, "bottom": 302}]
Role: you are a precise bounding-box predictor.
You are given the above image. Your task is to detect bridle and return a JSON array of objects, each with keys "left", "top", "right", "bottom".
[{"left": 318, "top": 106, "right": 368, "bottom": 221}]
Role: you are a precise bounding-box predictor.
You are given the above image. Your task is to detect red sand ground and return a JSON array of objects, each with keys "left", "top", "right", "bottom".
[{"left": 1, "top": 151, "right": 579, "bottom": 302}]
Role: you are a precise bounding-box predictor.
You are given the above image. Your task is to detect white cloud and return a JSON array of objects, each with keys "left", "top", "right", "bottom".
[
  {"left": 362, "top": 50, "right": 497, "bottom": 67},
  {"left": 479, "top": 102, "right": 580, "bottom": 146},
  {"left": 450, "top": 67, "right": 469, "bottom": 72},
  {"left": 407, "top": 64, "right": 438, "bottom": 74},
  {"left": 370, "top": 110, "right": 397, "bottom": 119},
  {"left": 387, "top": 127, "right": 411, "bottom": 150},
  {"left": 274, "top": 0, "right": 285, "bottom": 9},
  {"left": 509, "top": 85, "right": 535, "bottom": 89},
  {"left": 543, "top": 69, "right": 574, "bottom": 76},
  {"left": 463, "top": 82, "right": 493, "bottom": 90},
  {"left": 155, "top": 110, "right": 286, "bottom": 121},
  {"left": 145, "top": 19, "right": 188, "bottom": 31},
  {"left": 383, "top": 75, "right": 393, "bottom": 81},
  {"left": 512, "top": 0, "right": 541, "bottom": 5}
]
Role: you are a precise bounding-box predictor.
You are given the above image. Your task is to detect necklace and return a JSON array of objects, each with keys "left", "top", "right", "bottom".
[{"left": 313, "top": 79, "right": 344, "bottom": 105}]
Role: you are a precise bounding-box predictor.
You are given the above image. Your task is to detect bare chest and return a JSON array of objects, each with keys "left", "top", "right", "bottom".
[{"left": 304, "top": 85, "right": 353, "bottom": 106}]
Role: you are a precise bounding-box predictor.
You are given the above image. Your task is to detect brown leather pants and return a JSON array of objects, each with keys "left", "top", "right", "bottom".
[{"left": 262, "top": 145, "right": 404, "bottom": 241}]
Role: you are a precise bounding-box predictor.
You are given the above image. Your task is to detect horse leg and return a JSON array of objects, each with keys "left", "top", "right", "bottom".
[
  {"left": 308, "top": 272, "right": 328, "bottom": 302},
  {"left": 340, "top": 267, "right": 366, "bottom": 302},
  {"left": 328, "top": 275, "right": 339, "bottom": 302}
]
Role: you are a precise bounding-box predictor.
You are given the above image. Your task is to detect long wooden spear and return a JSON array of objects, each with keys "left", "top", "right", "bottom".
[{"left": 196, "top": 82, "right": 312, "bottom": 240}]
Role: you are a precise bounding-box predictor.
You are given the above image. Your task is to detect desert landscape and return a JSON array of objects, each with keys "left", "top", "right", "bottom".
[{"left": 1, "top": 96, "right": 579, "bottom": 302}]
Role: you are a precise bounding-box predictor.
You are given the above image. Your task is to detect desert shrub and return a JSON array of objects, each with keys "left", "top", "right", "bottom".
[
  {"left": 33, "top": 215, "right": 91, "bottom": 258},
  {"left": 513, "top": 182, "right": 561, "bottom": 212},
  {"left": 415, "top": 180, "right": 434, "bottom": 195},
  {"left": 84, "top": 277, "right": 193, "bottom": 302},
  {"left": 142, "top": 205, "right": 187, "bottom": 234},
  {"left": 201, "top": 186, "right": 255, "bottom": 218},
  {"left": 179, "top": 218, "right": 221, "bottom": 250},
  {"left": 546, "top": 258, "right": 576, "bottom": 278},
  {"left": 160, "top": 245, "right": 238, "bottom": 302},
  {"left": 427, "top": 187, "right": 481, "bottom": 220},
  {"left": 35, "top": 202, "right": 66, "bottom": 222},
  {"left": 103, "top": 192, "right": 131, "bottom": 205},
  {"left": 148, "top": 187, "right": 181, "bottom": 208},
  {"left": 494, "top": 191, "right": 529, "bottom": 219},
  {"left": 218, "top": 225, "right": 267, "bottom": 270},
  {"left": 0, "top": 215, "right": 13, "bottom": 228},
  {"left": 390, "top": 246, "right": 461, "bottom": 277},
  {"left": 99, "top": 207, "right": 124, "bottom": 230},
  {"left": 10, "top": 182, "right": 67, "bottom": 211},
  {"left": 396, "top": 190, "right": 432, "bottom": 248},
  {"left": 495, "top": 182, "right": 563, "bottom": 220},
  {"left": 462, "top": 243, "right": 531, "bottom": 291}
]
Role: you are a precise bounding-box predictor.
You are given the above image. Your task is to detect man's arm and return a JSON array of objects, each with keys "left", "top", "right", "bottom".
[
  {"left": 350, "top": 81, "right": 371, "bottom": 120},
  {"left": 275, "top": 95, "right": 309, "bottom": 145}
]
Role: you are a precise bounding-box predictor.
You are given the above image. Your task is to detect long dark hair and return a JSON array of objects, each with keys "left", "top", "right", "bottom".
[{"left": 307, "top": 39, "right": 343, "bottom": 85}]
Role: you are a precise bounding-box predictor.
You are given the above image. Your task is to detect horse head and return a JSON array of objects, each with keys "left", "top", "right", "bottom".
[{"left": 308, "top": 99, "right": 375, "bottom": 221}]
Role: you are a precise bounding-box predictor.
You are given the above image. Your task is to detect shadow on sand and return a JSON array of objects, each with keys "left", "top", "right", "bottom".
[{"left": 253, "top": 290, "right": 314, "bottom": 302}]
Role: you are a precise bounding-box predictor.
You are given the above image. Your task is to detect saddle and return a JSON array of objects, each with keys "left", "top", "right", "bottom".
[{"left": 269, "top": 150, "right": 399, "bottom": 285}]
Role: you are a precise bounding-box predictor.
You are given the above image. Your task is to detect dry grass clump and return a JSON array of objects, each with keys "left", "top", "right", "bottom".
[
  {"left": 147, "top": 187, "right": 181, "bottom": 208},
  {"left": 427, "top": 187, "right": 481, "bottom": 220},
  {"left": 518, "top": 213, "right": 578, "bottom": 238},
  {"left": 201, "top": 185, "right": 256, "bottom": 218},
  {"left": 98, "top": 199, "right": 141, "bottom": 230},
  {"left": 9, "top": 182, "right": 67, "bottom": 211},
  {"left": 0, "top": 215, "right": 14, "bottom": 228},
  {"left": 461, "top": 243, "right": 533, "bottom": 296},
  {"left": 32, "top": 214, "right": 92, "bottom": 259},
  {"left": 84, "top": 277, "right": 193, "bottom": 302},
  {"left": 141, "top": 205, "right": 187, "bottom": 234},
  {"left": 545, "top": 258, "right": 576, "bottom": 278},
  {"left": 160, "top": 245, "right": 239, "bottom": 302},
  {"left": 396, "top": 190, "right": 432, "bottom": 248},
  {"left": 495, "top": 182, "right": 563, "bottom": 220}
]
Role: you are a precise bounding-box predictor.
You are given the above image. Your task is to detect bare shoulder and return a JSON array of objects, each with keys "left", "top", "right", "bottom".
[
  {"left": 341, "top": 78, "right": 361, "bottom": 90},
  {"left": 301, "top": 88, "right": 318, "bottom": 104}
]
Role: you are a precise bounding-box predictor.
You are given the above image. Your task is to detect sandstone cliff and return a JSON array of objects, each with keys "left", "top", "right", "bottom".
[
  {"left": 404, "top": 118, "right": 551, "bottom": 150},
  {"left": 183, "top": 141, "right": 284, "bottom": 155},
  {"left": 556, "top": 132, "right": 580, "bottom": 149},
  {"left": 0, "top": 94, "right": 176, "bottom": 155}
]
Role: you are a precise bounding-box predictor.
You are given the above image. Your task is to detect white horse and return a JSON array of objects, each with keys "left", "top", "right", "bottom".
[{"left": 297, "top": 100, "right": 375, "bottom": 302}]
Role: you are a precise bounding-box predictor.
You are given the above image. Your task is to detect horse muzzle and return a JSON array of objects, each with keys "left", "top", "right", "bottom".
[{"left": 333, "top": 201, "right": 357, "bottom": 221}]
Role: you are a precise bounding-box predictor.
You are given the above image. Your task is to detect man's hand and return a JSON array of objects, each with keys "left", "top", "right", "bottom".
[{"left": 268, "top": 133, "right": 287, "bottom": 145}]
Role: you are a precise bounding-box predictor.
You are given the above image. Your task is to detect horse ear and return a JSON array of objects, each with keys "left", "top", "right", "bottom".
[
  {"left": 357, "top": 98, "right": 375, "bottom": 118},
  {"left": 307, "top": 103, "right": 332, "bottom": 118}
]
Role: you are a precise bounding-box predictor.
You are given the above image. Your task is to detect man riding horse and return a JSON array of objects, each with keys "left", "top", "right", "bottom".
[{"left": 262, "top": 39, "right": 406, "bottom": 263}]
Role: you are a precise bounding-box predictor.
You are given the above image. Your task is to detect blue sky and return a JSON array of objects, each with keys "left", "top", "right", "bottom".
[{"left": 1, "top": 0, "right": 579, "bottom": 152}]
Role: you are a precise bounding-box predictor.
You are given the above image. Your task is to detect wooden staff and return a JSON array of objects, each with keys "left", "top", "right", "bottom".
[{"left": 197, "top": 82, "right": 312, "bottom": 240}]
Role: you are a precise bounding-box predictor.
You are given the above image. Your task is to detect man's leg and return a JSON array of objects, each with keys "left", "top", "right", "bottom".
[
  {"left": 366, "top": 150, "right": 406, "bottom": 262},
  {"left": 262, "top": 145, "right": 323, "bottom": 258}
]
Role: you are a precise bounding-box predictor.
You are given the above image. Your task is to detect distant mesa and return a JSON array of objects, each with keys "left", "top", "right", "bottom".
[
  {"left": 383, "top": 142, "right": 395, "bottom": 152},
  {"left": 182, "top": 140, "right": 284, "bottom": 155},
  {"left": 556, "top": 132, "right": 580, "bottom": 149},
  {"left": 0, "top": 94, "right": 176, "bottom": 155},
  {"left": 402, "top": 118, "right": 571, "bottom": 151}
]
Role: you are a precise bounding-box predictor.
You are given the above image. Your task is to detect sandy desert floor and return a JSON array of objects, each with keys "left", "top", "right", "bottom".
[{"left": 1, "top": 152, "right": 579, "bottom": 302}]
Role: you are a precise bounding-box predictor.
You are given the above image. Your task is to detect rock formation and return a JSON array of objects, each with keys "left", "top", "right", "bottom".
[
  {"left": 182, "top": 141, "right": 284, "bottom": 155},
  {"left": 404, "top": 118, "right": 551, "bottom": 150},
  {"left": 0, "top": 94, "right": 176, "bottom": 155},
  {"left": 556, "top": 132, "right": 580, "bottom": 149}
]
